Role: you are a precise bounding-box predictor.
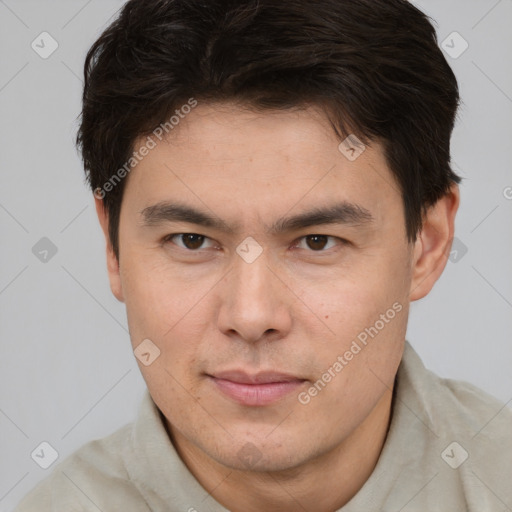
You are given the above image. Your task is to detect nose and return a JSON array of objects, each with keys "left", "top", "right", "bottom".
[{"left": 216, "top": 250, "right": 292, "bottom": 344}]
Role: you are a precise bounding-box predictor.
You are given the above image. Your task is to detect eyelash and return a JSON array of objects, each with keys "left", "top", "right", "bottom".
[{"left": 162, "top": 233, "right": 347, "bottom": 253}]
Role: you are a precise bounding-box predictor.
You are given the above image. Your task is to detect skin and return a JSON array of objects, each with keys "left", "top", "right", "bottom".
[{"left": 95, "top": 103, "right": 459, "bottom": 512}]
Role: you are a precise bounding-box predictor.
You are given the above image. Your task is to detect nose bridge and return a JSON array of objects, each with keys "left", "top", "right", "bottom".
[
  {"left": 217, "top": 249, "right": 291, "bottom": 342},
  {"left": 231, "top": 251, "right": 274, "bottom": 311}
]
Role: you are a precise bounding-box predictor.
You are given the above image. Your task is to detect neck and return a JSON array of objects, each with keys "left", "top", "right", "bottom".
[{"left": 167, "top": 388, "right": 394, "bottom": 512}]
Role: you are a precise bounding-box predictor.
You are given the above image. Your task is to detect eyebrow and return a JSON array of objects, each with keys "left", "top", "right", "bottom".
[{"left": 139, "top": 201, "right": 374, "bottom": 234}]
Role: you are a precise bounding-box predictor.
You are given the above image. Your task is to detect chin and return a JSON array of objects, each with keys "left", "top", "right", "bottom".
[{"left": 209, "top": 437, "right": 312, "bottom": 474}]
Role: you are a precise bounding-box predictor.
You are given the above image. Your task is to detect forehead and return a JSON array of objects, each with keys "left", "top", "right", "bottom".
[
  {"left": 123, "top": 103, "right": 401, "bottom": 230},
  {"left": 147, "top": 104, "right": 344, "bottom": 176}
]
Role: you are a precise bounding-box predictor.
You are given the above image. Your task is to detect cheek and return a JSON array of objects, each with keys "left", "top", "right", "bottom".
[
  {"left": 121, "top": 255, "right": 202, "bottom": 336},
  {"left": 292, "top": 254, "right": 410, "bottom": 378},
  {"left": 298, "top": 265, "right": 405, "bottom": 338},
  {"left": 121, "top": 258, "right": 215, "bottom": 382},
  {"left": 122, "top": 266, "right": 209, "bottom": 412}
]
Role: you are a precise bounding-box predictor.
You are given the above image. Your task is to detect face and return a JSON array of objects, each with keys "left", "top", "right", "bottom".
[{"left": 102, "top": 103, "right": 421, "bottom": 472}]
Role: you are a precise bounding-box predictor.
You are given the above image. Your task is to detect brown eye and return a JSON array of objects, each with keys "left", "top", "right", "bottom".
[
  {"left": 165, "top": 233, "right": 213, "bottom": 250},
  {"left": 181, "top": 234, "right": 205, "bottom": 250},
  {"left": 305, "top": 235, "right": 329, "bottom": 251},
  {"left": 294, "top": 235, "right": 342, "bottom": 252}
]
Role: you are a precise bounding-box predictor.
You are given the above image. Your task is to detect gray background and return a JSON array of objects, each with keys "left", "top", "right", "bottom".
[{"left": 0, "top": 0, "right": 511, "bottom": 509}]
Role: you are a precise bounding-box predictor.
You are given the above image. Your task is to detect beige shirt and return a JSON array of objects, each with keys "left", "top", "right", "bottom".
[{"left": 14, "top": 342, "right": 512, "bottom": 511}]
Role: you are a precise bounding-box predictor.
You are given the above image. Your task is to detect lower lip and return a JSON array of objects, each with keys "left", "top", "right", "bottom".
[{"left": 209, "top": 376, "right": 306, "bottom": 406}]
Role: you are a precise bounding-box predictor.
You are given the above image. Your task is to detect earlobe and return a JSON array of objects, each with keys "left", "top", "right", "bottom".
[
  {"left": 94, "top": 196, "right": 125, "bottom": 303},
  {"left": 409, "top": 184, "right": 460, "bottom": 301}
]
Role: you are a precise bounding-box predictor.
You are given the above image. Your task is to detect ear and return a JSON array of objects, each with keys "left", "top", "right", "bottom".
[
  {"left": 94, "top": 196, "right": 125, "bottom": 303},
  {"left": 409, "top": 183, "right": 460, "bottom": 301}
]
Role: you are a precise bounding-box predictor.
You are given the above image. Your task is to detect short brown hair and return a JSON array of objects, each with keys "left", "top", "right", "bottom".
[{"left": 77, "top": 0, "right": 461, "bottom": 261}]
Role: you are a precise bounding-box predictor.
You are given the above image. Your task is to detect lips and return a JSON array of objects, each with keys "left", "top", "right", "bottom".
[
  {"left": 207, "top": 370, "right": 307, "bottom": 406},
  {"left": 211, "top": 370, "right": 303, "bottom": 384}
]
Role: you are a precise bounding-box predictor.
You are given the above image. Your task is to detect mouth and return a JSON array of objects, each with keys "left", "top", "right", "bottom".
[{"left": 206, "top": 370, "right": 307, "bottom": 406}]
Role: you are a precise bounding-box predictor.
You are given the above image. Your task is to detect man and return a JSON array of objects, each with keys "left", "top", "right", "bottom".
[{"left": 15, "top": 0, "right": 512, "bottom": 510}]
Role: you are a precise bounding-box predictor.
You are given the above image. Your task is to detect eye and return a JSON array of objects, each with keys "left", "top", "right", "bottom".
[
  {"left": 163, "top": 233, "right": 216, "bottom": 251},
  {"left": 294, "top": 235, "right": 344, "bottom": 252}
]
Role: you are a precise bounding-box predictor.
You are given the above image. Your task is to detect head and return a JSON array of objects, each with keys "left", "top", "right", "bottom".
[{"left": 77, "top": 0, "right": 460, "bottom": 472}]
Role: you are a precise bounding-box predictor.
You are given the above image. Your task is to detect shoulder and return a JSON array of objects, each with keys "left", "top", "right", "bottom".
[
  {"left": 439, "top": 374, "right": 511, "bottom": 432},
  {"left": 400, "top": 341, "right": 511, "bottom": 439},
  {"left": 13, "top": 423, "right": 149, "bottom": 512},
  {"left": 397, "top": 342, "right": 512, "bottom": 508},
  {"left": 435, "top": 374, "right": 512, "bottom": 470}
]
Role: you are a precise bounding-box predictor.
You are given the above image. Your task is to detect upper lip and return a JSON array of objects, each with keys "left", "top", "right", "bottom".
[{"left": 209, "top": 370, "right": 305, "bottom": 384}]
